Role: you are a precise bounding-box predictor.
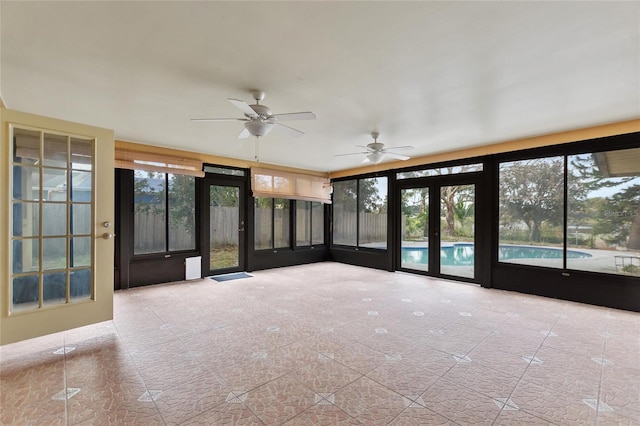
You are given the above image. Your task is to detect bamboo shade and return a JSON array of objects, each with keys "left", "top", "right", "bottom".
[
  {"left": 115, "top": 148, "right": 204, "bottom": 177},
  {"left": 251, "top": 167, "right": 332, "bottom": 204}
]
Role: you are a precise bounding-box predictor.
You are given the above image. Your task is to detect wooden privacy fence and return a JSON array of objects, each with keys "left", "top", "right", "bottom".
[{"left": 333, "top": 212, "right": 387, "bottom": 244}]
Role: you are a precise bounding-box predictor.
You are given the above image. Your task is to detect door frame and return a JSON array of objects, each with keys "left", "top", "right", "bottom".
[
  {"left": 395, "top": 172, "right": 486, "bottom": 284},
  {"left": 200, "top": 174, "right": 247, "bottom": 276}
]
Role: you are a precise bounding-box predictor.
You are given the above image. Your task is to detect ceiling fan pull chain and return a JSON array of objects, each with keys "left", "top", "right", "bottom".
[{"left": 255, "top": 137, "right": 260, "bottom": 162}]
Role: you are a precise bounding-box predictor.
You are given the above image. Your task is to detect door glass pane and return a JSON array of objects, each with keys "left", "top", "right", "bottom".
[
  {"left": 401, "top": 188, "right": 429, "bottom": 271},
  {"left": 499, "top": 157, "right": 565, "bottom": 268},
  {"left": 168, "top": 174, "right": 196, "bottom": 251},
  {"left": 296, "top": 201, "right": 311, "bottom": 246},
  {"left": 274, "top": 198, "right": 290, "bottom": 248},
  {"left": 70, "top": 269, "right": 91, "bottom": 300},
  {"left": 13, "top": 202, "right": 39, "bottom": 237},
  {"left": 43, "top": 133, "right": 68, "bottom": 168},
  {"left": 254, "top": 198, "right": 273, "bottom": 250},
  {"left": 210, "top": 185, "right": 239, "bottom": 270},
  {"left": 71, "top": 171, "right": 92, "bottom": 202},
  {"left": 70, "top": 138, "right": 93, "bottom": 169},
  {"left": 42, "top": 203, "right": 66, "bottom": 236},
  {"left": 133, "top": 170, "right": 166, "bottom": 254},
  {"left": 440, "top": 184, "right": 475, "bottom": 279},
  {"left": 12, "top": 275, "right": 39, "bottom": 312},
  {"left": 71, "top": 204, "right": 91, "bottom": 235},
  {"left": 567, "top": 149, "right": 640, "bottom": 275},
  {"left": 311, "top": 202, "right": 324, "bottom": 245},
  {"left": 13, "top": 166, "right": 39, "bottom": 200},
  {"left": 359, "top": 177, "right": 387, "bottom": 249},
  {"left": 332, "top": 180, "right": 357, "bottom": 246},
  {"left": 42, "top": 168, "right": 67, "bottom": 201},
  {"left": 43, "top": 237, "right": 66, "bottom": 270},
  {"left": 12, "top": 239, "right": 39, "bottom": 273},
  {"left": 71, "top": 237, "right": 91, "bottom": 267},
  {"left": 43, "top": 272, "right": 67, "bottom": 305}
]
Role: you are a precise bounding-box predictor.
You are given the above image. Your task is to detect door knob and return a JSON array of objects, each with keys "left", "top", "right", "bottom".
[{"left": 101, "top": 233, "right": 116, "bottom": 240}]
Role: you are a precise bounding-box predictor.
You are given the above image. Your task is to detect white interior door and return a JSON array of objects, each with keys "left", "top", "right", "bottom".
[{"left": 1, "top": 109, "right": 114, "bottom": 345}]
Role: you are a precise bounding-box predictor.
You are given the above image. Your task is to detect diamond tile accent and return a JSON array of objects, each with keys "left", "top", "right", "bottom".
[
  {"left": 225, "top": 392, "right": 248, "bottom": 403},
  {"left": 319, "top": 353, "right": 335, "bottom": 360},
  {"left": 277, "top": 309, "right": 288, "bottom": 314},
  {"left": 138, "top": 390, "right": 162, "bottom": 402},
  {"left": 362, "top": 298, "right": 372, "bottom": 302},
  {"left": 522, "top": 356, "right": 543, "bottom": 365},
  {"left": 385, "top": 354, "right": 402, "bottom": 361},
  {"left": 402, "top": 298, "right": 412, "bottom": 302},
  {"left": 251, "top": 351, "right": 268, "bottom": 359},
  {"left": 368, "top": 311, "right": 379, "bottom": 316},
  {"left": 266, "top": 326, "right": 280, "bottom": 332},
  {"left": 375, "top": 327, "right": 388, "bottom": 334},
  {"left": 441, "top": 299, "right": 451, "bottom": 303},
  {"left": 583, "top": 399, "right": 614, "bottom": 412},
  {"left": 453, "top": 354, "right": 472, "bottom": 363},
  {"left": 52, "top": 388, "right": 81, "bottom": 400},
  {"left": 403, "top": 396, "right": 426, "bottom": 407},
  {"left": 493, "top": 397, "right": 519, "bottom": 411},
  {"left": 315, "top": 393, "right": 335, "bottom": 405},
  {"left": 53, "top": 346, "right": 76, "bottom": 355},
  {"left": 359, "top": 288, "right": 368, "bottom": 292},
  {"left": 429, "top": 329, "right": 444, "bottom": 335},
  {"left": 505, "top": 312, "right": 519, "bottom": 317},
  {"left": 591, "top": 357, "right": 614, "bottom": 366},
  {"left": 540, "top": 330, "right": 558, "bottom": 337},
  {"left": 459, "top": 312, "right": 472, "bottom": 317},
  {"left": 321, "top": 309, "right": 334, "bottom": 314},
  {"left": 320, "top": 327, "right": 334, "bottom": 333}
]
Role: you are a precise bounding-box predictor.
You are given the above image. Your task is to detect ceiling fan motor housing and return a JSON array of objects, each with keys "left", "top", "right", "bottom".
[{"left": 249, "top": 104, "right": 272, "bottom": 118}]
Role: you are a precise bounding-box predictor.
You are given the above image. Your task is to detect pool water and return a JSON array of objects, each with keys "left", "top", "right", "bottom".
[{"left": 401, "top": 244, "right": 591, "bottom": 266}]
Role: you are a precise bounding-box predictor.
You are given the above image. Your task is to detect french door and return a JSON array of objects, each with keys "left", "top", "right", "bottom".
[
  {"left": 398, "top": 179, "right": 478, "bottom": 282},
  {"left": 203, "top": 176, "right": 246, "bottom": 275},
  {"left": 1, "top": 109, "right": 115, "bottom": 345}
]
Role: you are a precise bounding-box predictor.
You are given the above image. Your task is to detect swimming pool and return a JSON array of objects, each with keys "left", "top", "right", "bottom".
[{"left": 401, "top": 244, "right": 591, "bottom": 266}]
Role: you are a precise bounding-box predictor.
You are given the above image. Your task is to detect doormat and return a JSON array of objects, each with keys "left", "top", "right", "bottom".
[{"left": 210, "top": 272, "right": 253, "bottom": 282}]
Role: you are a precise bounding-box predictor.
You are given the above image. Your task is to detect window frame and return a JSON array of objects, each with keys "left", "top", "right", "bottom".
[{"left": 132, "top": 171, "right": 197, "bottom": 257}]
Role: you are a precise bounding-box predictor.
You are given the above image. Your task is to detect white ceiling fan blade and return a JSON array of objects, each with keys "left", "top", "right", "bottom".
[
  {"left": 228, "top": 98, "right": 258, "bottom": 117},
  {"left": 271, "top": 112, "right": 316, "bottom": 121},
  {"left": 273, "top": 122, "right": 304, "bottom": 137},
  {"left": 237, "top": 127, "right": 251, "bottom": 139},
  {"left": 384, "top": 145, "right": 414, "bottom": 152},
  {"left": 334, "top": 151, "right": 369, "bottom": 157},
  {"left": 362, "top": 157, "right": 372, "bottom": 163},
  {"left": 190, "top": 118, "right": 247, "bottom": 122},
  {"left": 383, "top": 152, "right": 410, "bottom": 161}
]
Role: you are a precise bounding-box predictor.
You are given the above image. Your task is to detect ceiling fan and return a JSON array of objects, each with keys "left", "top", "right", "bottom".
[
  {"left": 191, "top": 90, "right": 316, "bottom": 139},
  {"left": 336, "top": 131, "right": 413, "bottom": 164}
]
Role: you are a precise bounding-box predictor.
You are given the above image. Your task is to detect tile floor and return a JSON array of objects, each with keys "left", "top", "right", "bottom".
[{"left": 1, "top": 262, "right": 639, "bottom": 425}]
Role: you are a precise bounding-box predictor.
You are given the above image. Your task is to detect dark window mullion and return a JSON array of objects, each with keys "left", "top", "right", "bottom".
[
  {"left": 271, "top": 198, "right": 275, "bottom": 249},
  {"left": 165, "top": 173, "right": 170, "bottom": 253},
  {"left": 563, "top": 155, "right": 568, "bottom": 270},
  {"left": 356, "top": 180, "right": 360, "bottom": 248}
]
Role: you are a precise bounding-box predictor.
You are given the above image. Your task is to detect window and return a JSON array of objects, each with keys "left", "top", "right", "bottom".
[
  {"left": 397, "top": 163, "right": 483, "bottom": 179},
  {"left": 296, "top": 201, "right": 324, "bottom": 247},
  {"left": 498, "top": 157, "right": 565, "bottom": 268},
  {"left": 254, "top": 198, "right": 290, "bottom": 250},
  {"left": 567, "top": 148, "right": 640, "bottom": 275},
  {"left": 133, "top": 171, "right": 195, "bottom": 254},
  {"left": 332, "top": 177, "right": 388, "bottom": 250}
]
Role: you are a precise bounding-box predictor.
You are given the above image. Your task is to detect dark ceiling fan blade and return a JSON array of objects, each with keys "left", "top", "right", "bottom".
[
  {"left": 383, "top": 152, "right": 410, "bottom": 161},
  {"left": 228, "top": 98, "right": 259, "bottom": 117},
  {"left": 334, "top": 151, "right": 370, "bottom": 157},
  {"left": 190, "top": 118, "right": 247, "bottom": 122},
  {"left": 384, "top": 145, "right": 414, "bottom": 152},
  {"left": 271, "top": 112, "right": 316, "bottom": 121},
  {"left": 273, "top": 122, "right": 304, "bottom": 137}
]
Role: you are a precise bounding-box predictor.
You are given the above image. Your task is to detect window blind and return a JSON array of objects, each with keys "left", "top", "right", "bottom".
[
  {"left": 115, "top": 149, "right": 204, "bottom": 177},
  {"left": 251, "top": 167, "right": 332, "bottom": 204}
]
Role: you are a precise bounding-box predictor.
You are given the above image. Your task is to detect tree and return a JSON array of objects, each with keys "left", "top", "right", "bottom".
[{"left": 499, "top": 158, "right": 564, "bottom": 242}]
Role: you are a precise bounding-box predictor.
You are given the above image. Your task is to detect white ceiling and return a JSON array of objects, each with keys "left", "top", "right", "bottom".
[{"left": 2, "top": 1, "right": 639, "bottom": 173}]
